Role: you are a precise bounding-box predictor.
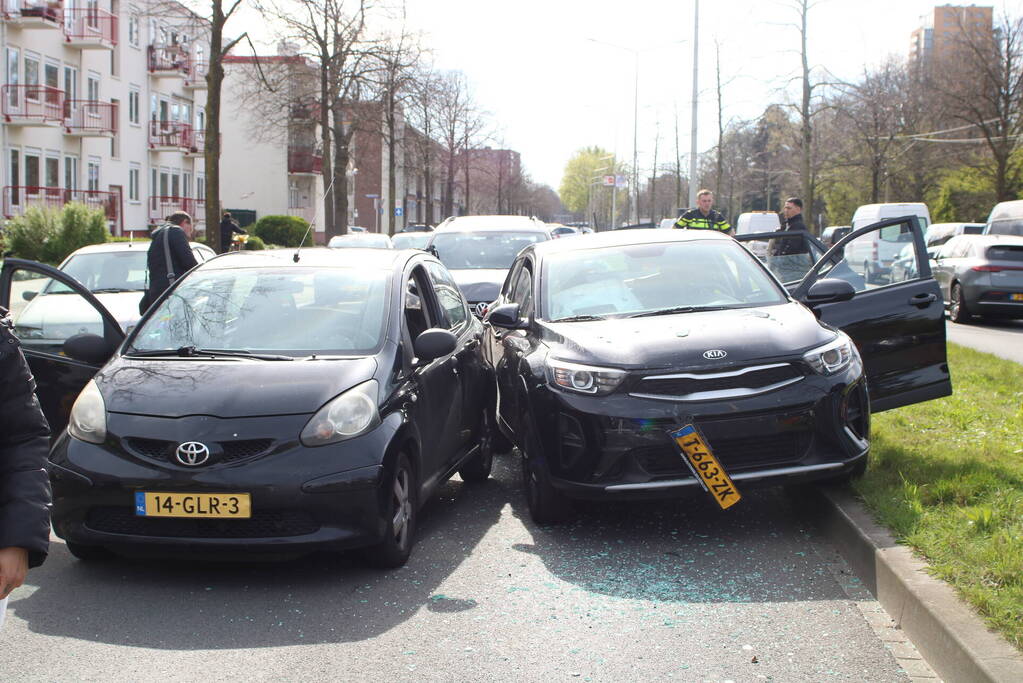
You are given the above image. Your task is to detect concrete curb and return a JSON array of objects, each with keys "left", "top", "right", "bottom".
[{"left": 812, "top": 485, "right": 1023, "bottom": 682}]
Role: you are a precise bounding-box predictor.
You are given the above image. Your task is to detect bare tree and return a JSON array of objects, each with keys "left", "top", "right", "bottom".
[
  {"left": 432, "top": 71, "right": 485, "bottom": 218},
  {"left": 405, "top": 67, "right": 441, "bottom": 225}
]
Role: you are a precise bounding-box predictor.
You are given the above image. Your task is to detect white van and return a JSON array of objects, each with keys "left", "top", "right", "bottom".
[
  {"left": 846, "top": 203, "right": 931, "bottom": 284},
  {"left": 734, "top": 211, "right": 781, "bottom": 235},
  {"left": 984, "top": 199, "right": 1023, "bottom": 236}
]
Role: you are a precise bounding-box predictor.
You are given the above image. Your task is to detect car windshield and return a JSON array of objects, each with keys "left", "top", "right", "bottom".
[
  {"left": 988, "top": 219, "right": 1023, "bottom": 236},
  {"left": 328, "top": 234, "right": 391, "bottom": 249},
  {"left": 48, "top": 250, "right": 149, "bottom": 294},
  {"left": 392, "top": 233, "right": 432, "bottom": 250},
  {"left": 431, "top": 231, "right": 546, "bottom": 270},
  {"left": 542, "top": 240, "right": 788, "bottom": 321},
  {"left": 129, "top": 267, "right": 390, "bottom": 356}
]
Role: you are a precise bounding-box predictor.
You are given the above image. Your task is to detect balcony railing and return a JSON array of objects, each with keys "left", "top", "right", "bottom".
[
  {"left": 148, "top": 120, "right": 193, "bottom": 150},
  {"left": 2, "top": 84, "right": 64, "bottom": 124},
  {"left": 149, "top": 195, "right": 204, "bottom": 223},
  {"left": 184, "top": 61, "right": 208, "bottom": 89},
  {"left": 4, "top": 0, "right": 63, "bottom": 25},
  {"left": 63, "top": 7, "right": 117, "bottom": 49},
  {"left": 3, "top": 186, "right": 119, "bottom": 222},
  {"left": 148, "top": 45, "right": 189, "bottom": 77},
  {"left": 63, "top": 99, "right": 117, "bottom": 135},
  {"left": 289, "top": 101, "right": 321, "bottom": 121},
  {"left": 288, "top": 146, "right": 323, "bottom": 175}
]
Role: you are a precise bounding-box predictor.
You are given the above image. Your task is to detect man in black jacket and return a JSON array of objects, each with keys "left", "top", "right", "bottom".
[
  {"left": 0, "top": 307, "right": 51, "bottom": 604},
  {"left": 140, "top": 211, "right": 199, "bottom": 314},
  {"left": 218, "top": 211, "right": 246, "bottom": 253}
]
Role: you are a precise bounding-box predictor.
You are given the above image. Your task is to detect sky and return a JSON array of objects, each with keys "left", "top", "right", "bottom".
[{"left": 233, "top": 0, "right": 1023, "bottom": 192}]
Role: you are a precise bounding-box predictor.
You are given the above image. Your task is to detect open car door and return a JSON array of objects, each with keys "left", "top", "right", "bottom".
[
  {"left": 789, "top": 217, "right": 952, "bottom": 412},
  {"left": 0, "top": 258, "right": 125, "bottom": 433}
]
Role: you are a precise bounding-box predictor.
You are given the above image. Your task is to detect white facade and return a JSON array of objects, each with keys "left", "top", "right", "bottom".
[{"left": 1, "top": 0, "right": 209, "bottom": 234}]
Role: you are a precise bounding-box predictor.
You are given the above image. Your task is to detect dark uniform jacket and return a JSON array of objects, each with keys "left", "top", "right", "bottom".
[
  {"left": 773, "top": 212, "right": 808, "bottom": 256},
  {"left": 140, "top": 224, "right": 198, "bottom": 314},
  {"left": 0, "top": 309, "right": 51, "bottom": 568},
  {"left": 218, "top": 217, "right": 246, "bottom": 253},
  {"left": 674, "top": 208, "right": 732, "bottom": 233}
]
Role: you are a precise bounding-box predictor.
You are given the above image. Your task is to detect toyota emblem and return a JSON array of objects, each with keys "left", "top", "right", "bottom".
[
  {"left": 175, "top": 441, "right": 211, "bottom": 466},
  {"left": 703, "top": 349, "right": 728, "bottom": 360}
]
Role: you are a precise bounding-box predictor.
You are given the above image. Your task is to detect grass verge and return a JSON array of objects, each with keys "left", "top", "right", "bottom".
[{"left": 853, "top": 342, "right": 1023, "bottom": 650}]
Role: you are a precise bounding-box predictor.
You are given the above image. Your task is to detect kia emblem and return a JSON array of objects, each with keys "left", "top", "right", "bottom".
[
  {"left": 703, "top": 349, "right": 727, "bottom": 360},
  {"left": 175, "top": 441, "right": 211, "bottom": 466}
]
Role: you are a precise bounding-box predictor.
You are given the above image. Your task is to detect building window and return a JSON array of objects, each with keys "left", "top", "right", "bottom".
[
  {"left": 87, "top": 159, "right": 100, "bottom": 192},
  {"left": 24, "top": 152, "right": 40, "bottom": 188},
  {"left": 128, "top": 14, "right": 140, "bottom": 47},
  {"left": 45, "top": 156, "right": 59, "bottom": 188},
  {"left": 65, "top": 156, "right": 78, "bottom": 190},
  {"left": 128, "top": 88, "right": 140, "bottom": 124},
  {"left": 23, "top": 54, "right": 39, "bottom": 99},
  {"left": 9, "top": 151, "right": 19, "bottom": 205},
  {"left": 129, "top": 165, "right": 139, "bottom": 202},
  {"left": 110, "top": 98, "right": 120, "bottom": 158},
  {"left": 87, "top": 75, "right": 99, "bottom": 103},
  {"left": 196, "top": 175, "right": 205, "bottom": 201},
  {"left": 63, "top": 66, "right": 77, "bottom": 102}
]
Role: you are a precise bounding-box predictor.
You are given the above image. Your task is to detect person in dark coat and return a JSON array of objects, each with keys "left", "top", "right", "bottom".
[
  {"left": 0, "top": 307, "right": 52, "bottom": 608},
  {"left": 219, "top": 211, "right": 246, "bottom": 253},
  {"left": 771, "top": 196, "right": 809, "bottom": 257},
  {"left": 139, "top": 211, "right": 198, "bottom": 315}
]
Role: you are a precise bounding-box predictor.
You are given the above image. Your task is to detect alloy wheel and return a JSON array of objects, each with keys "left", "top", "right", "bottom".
[{"left": 391, "top": 466, "right": 412, "bottom": 549}]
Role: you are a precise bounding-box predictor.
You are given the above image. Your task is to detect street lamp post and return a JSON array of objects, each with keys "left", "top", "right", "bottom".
[{"left": 688, "top": 0, "right": 700, "bottom": 208}]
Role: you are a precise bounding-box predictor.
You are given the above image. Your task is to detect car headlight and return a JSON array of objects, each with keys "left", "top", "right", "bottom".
[
  {"left": 300, "top": 380, "right": 380, "bottom": 446},
  {"left": 803, "top": 333, "right": 859, "bottom": 375},
  {"left": 546, "top": 359, "right": 627, "bottom": 395},
  {"left": 68, "top": 379, "right": 107, "bottom": 443}
]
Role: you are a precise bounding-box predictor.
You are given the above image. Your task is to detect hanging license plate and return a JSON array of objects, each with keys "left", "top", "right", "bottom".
[{"left": 668, "top": 424, "right": 741, "bottom": 510}]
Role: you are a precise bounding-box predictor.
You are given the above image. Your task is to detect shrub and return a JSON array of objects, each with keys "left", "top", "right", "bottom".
[
  {"left": 243, "top": 235, "right": 266, "bottom": 250},
  {"left": 2, "top": 207, "right": 60, "bottom": 261},
  {"left": 251, "top": 215, "right": 312, "bottom": 248},
  {"left": 2, "top": 203, "right": 109, "bottom": 264}
]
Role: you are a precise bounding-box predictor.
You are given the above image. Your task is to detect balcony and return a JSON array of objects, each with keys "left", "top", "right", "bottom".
[
  {"left": 3, "top": 0, "right": 63, "bottom": 27},
  {"left": 63, "top": 7, "right": 117, "bottom": 49},
  {"left": 184, "top": 61, "right": 208, "bottom": 89},
  {"left": 2, "top": 85, "right": 64, "bottom": 126},
  {"left": 289, "top": 101, "right": 321, "bottom": 121},
  {"left": 63, "top": 100, "right": 117, "bottom": 136},
  {"left": 148, "top": 45, "right": 189, "bottom": 78},
  {"left": 288, "top": 146, "right": 323, "bottom": 175},
  {"left": 148, "top": 120, "right": 193, "bottom": 151},
  {"left": 149, "top": 196, "right": 204, "bottom": 224},
  {"left": 184, "top": 128, "right": 207, "bottom": 157},
  {"left": 3, "top": 186, "right": 119, "bottom": 224}
]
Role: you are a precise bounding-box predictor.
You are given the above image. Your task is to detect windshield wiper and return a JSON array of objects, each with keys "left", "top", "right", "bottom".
[
  {"left": 628, "top": 305, "right": 731, "bottom": 318},
  {"left": 551, "top": 314, "right": 607, "bottom": 322},
  {"left": 91, "top": 287, "right": 144, "bottom": 293},
  {"left": 124, "top": 346, "right": 294, "bottom": 360}
]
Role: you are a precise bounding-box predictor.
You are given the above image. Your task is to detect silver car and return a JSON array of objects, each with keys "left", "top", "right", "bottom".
[{"left": 930, "top": 234, "right": 1023, "bottom": 323}]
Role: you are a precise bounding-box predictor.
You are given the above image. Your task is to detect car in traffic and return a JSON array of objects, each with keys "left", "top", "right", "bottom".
[
  {"left": 328, "top": 233, "right": 393, "bottom": 249},
  {"left": 821, "top": 225, "right": 851, "bottom": 248},
  {"left": 9, "top": 240, "right": 215, "bottom": 352},
  {"left": 428, "top": 215, "right": 552, "bottom": 314},
  {"left": 549, "top": 224, "right": 579, "bottom": 238},
  {"left": 1, "top": 247, "right": 494, "bottom": 567},
  {"left": 984, "top": 199, "right": 1023, "bottom": 237},
  {"left": 483, "top": 222, "right": 950, "bottom": 522},
  {"left": 400, "top": 224, "right": 434, "bottom": 233},
  {"left": 391, "top": 232, "right": 433, "bottom": 250},
  {"left": 924, "top": 222, "right": 985, "bottom": 247},
  {"left": 930, "top": 234, "right": 1023, "bottom": 322}
]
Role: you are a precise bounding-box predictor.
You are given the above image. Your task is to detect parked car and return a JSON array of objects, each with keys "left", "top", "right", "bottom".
[
  {"left": 549, "top": 224, "right": 579, "bottom": 238},
  {"left": 391, "top": 232, "right": 433, "bottom": 250},
  {"left": 846, "top": 203, "right": 930, "bottom": 283},
  {"left": 983, "top": 199, "right": 1023, "bottom": 237},
  {"left": 734, "top": 211, "right": 781, "bottom": 236},
  {"left": 328, "top": 233, "right": 392, "bottom": 249},
  {"left": 1, "top": 247, "right": 494, "bottom": 567},
  {"left": 9, "top": 240, "right": 215, "bottom": 348},
  {"left": 348, "top": 226, "right": 369, "bottom": 233},
  {"left": 401, "top": 224, "right": 434, "bottom": 233},
  {"left": 821, "top": 225, "right": 852, "bottom": 248},
  {"left": 483, "top": 223, "right": 950, "bottom": 523},
  {"left": 924, "top": 222, "right": 985, "bottom": 247},
  {"left": 930, "top": 234, "right": 1023, "bottom": 323},
  {"left": 428, "top": 215, "right": 552, "bottom": 314}
]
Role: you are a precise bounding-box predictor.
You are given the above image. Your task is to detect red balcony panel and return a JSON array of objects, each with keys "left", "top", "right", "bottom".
[
  {"left": 149, "top": 196, "right": 205, "bottom": 223},
  {"left": 149, "top": 120, "right": 193, "bottom": 149},
  {"left": 63, "top": 99, "right": 117, "bottom": 135},
  {"left": 288, "top": 146, "right": 323, "bottom": 175},
  {"left": 2, "top": 84, "right": 64, "bottom": 123},
  {"left": 3, "top": 186, "right": 118, "bottom": 222},
  {"left": 148, "top": 45, "right": 189, "bottom": 76},
  {"left": 63, "top": 7, "right": 117, "bottom": 48},
  {"left": 4, "top": 1, "right": 63, "bottom": 23}
]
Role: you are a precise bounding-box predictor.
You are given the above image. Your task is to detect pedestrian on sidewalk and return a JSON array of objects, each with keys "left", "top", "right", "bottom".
[
  {"left": 0, "top": 307, "right": 52, "bottom": 630},
  {"left": 139, "top": 211, "right": 198, "bottom": 315},
  {"left": 219, "top": 211, "right": 246, "bottom": 253}
]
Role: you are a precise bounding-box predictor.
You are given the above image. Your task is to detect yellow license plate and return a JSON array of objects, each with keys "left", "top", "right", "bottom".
[
  {"left": 669, "top": 424, "right": 741, "bottom": 510},
  {"left": 134, "top": 492, "right": 251, "bottom": 518},
  {"left": 1011, "top": 293, "right": 1023, "bottom": 301}
]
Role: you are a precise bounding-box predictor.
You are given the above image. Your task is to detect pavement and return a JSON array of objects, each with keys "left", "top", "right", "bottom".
[{"left": 946, "top": 318, "right": 1023, "bottom": 364}]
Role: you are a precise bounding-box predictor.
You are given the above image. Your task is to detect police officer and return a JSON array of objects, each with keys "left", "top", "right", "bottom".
[
  {"left": 674, "top": 189, "right": 732, "bottom": 234},
  {"left": 0, "top": 306, "right": 51, "bottom": 621}
]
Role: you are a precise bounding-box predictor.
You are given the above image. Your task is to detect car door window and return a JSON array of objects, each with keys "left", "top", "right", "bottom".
[
  {"left": 404, "top": 265, "right": 440, "bottom": 342},
  {"left": 508, "top": 263, "right": 534, "bottom": 318},
  {"left": 811, "top": 222, "right": 920, "bottom": 292},
  {"left": 426, "top": 262, "right": 469, "bottom": 332},
  {"left": 737, "top": 231, "right": 824, "bottom": 285}
]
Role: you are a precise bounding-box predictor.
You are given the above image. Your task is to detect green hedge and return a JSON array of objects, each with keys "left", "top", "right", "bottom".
[
  {"left": 243, "top": 235, "right": 266, "bottom": 250},
  {"left": 250, "top": 215, "right": 312, "bottom": 248},
  {"left": 2, "top": 203, "right": 109, "bottom": 264}
]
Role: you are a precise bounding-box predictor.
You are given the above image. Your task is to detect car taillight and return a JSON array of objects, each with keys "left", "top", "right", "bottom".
[
  {"left": 872, "top": 243, "right": 878, "bottom": 261},
  {"left": 972, "top": 265, "right": 1023, "bottom": 272}
]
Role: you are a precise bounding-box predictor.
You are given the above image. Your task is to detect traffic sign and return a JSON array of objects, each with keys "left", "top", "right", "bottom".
[
  {"left": 365, "top": 193, "right": 379, "bottom": 198},
  {"left": 394, "top": 207, "right": 404, "bottom": 217},
  {"left": 615, "top": 175, "right": 628, "bottom": 188},
  {"left": 602, "top": 175, "right": 615, "bottom": 186}
]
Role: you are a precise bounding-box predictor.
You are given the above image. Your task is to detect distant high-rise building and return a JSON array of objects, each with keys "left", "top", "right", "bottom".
[{"left": 910, "top": 5, "right": 994, "bottom": 64}]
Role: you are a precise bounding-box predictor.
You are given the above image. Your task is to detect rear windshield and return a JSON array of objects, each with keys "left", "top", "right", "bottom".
[
  {"left": 987, "top": 245, "right": 1023, "bottom": 262},
  {"left": 430, "top": 231, "right": 547, "bottom": 270},
  {"left": 988, "top": 219, "right": 1023, "bottom": 236},
  {"left": 963, "top": 225, "right": 985, "bottom": 235}
]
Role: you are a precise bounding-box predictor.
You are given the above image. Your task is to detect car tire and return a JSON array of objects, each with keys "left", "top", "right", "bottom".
[
  {"left": 459, "top": 410, "right": 494, "bottom": 483},
  {"left": 362, "top": 453, "right": 417, "bottom": 569},
  {"left": 521, "top": 449, "right": 572, "bottom": 525},
  {"left": 950, "top": 283, "right": 973, "bottom": 324},
  {"left": 65, "top": 541, "right": 111, "bottom": 562},
  {"left": 864, "top": 261, "right": 875, "bottom": 284}
]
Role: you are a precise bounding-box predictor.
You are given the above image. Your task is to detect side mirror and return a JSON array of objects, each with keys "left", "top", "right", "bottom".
[
  {"left": 427, "top": 245, "right": 439, "bottom": 258},
  {"left": 22, "top": 290, "right": 37, "bottom": 301},
  {"left": 413, "top": 327, "right": 457, "bottom": 364},
  {"left": 805, "top": 278, "right": 856, "bottom": 306},
  {"left": 63, "top": 333, "right": 115, "bottom": 366},
  {"left": 486, "top": 302, "right": 528, "bottom": 329}
]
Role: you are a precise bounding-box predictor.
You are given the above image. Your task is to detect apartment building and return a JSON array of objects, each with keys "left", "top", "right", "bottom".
[
  {"left": 1, "top": 0, "right": 210, "bottom": 235},
  {"left": 910, "top": 4, "right": 994, "bottom": 64}
]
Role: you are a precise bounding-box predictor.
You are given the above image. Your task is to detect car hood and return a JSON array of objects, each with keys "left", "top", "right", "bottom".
[
  {"left": 96, "top": 356, "right": 378, "bottom": 418},
  {"left": 16, "top": 291, "right": 142, "bottom": 333},
  {"left": 539, "top": 302, "right": 834, "bottom": 370},
  {"left": 449, "top": 269, "right": 508, "bottom": 303}
]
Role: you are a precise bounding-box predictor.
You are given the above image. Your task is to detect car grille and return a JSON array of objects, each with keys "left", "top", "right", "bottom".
[
  {"left": 632, "top": 363, "right": 803, "bottom": 400},
  {"left": 632, "top": 430, "right": 812, "bottom": 476},
  {"left": 124, "top": 438, "right": 274, "bottom": 464},
  {"left": 85, "top": 507, "right": 319, "bottom": 538}
]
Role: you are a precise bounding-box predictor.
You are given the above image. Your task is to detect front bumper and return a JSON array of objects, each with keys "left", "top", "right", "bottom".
[{"left": 48, "top": 411, "right": 404, "bottom": 554}]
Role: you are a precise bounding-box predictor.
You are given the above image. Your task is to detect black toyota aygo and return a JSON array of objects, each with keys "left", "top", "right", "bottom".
[{"left": 483, "top": 217, "right": 951, "bottom": 522}]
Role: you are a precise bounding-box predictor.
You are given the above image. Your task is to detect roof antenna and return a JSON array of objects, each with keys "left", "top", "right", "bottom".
[{"left": 293, "top": 172, "right": 337, "bottom": 263}]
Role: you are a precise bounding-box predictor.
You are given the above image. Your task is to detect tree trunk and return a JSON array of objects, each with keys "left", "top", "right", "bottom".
[
  {"left": 319, "top": 48, "right": 334, "bottom": 237},
  {"left": 799, "top": 0, "right": 814, "bottom": 226},
  {"left": 387, "top": 104, "right": 397, "bottom": 235},
  {"left": 444, "top": 150, "right": 455, "bottom": 217},
  {"left": 204, "top": 1, "right": 226, "bottom": 253}
]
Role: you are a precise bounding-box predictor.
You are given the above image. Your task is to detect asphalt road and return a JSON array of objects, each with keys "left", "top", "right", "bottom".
[
  {"left": 0, "top": 457, "right": 919, "bottom": 682},
  {"left": 946, "top": 317, "right": 1023, "bottom": 364}
]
